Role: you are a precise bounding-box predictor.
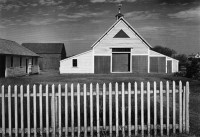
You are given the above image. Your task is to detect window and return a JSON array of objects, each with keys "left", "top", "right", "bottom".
[
  {"left": 72, "top": 59, "right": 77, "bottom": 67},
  {"left": 112, "top": 48, "right": 131, "bottom": 52},
  {"left": 11, "top": 56, "right": 13, "bottom": 67},
  {"left": 20, "top": 57, "right": 22, "bottom": 67}
]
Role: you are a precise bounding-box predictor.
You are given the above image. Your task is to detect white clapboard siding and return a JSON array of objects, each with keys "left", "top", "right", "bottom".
[
  {"left": 60, "top": 50, "right": 93, "bottom": 73},
  {"left": 0, "top": 81, "right": 190, "bottom": 137}
]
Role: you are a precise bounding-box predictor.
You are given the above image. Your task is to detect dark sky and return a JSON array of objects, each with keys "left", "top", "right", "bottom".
[{"left": 0, "top": 0, "right": 200, "bottom": 56}]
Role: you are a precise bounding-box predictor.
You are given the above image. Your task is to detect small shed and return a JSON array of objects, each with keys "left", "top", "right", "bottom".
[
  {"left": 0, "top": 38, "right": 40, "bottom": 78},
  {"left": 60, "top": 13, "right": 178, "bottom": 74},
  {"left": 22, "top": 43, "right": 66, "bottom": 70}
]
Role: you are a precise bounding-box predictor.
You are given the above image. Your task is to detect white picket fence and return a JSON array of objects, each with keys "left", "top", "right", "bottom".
[{"left": 0, "top": 81, "right": 189, "bottom": 137}]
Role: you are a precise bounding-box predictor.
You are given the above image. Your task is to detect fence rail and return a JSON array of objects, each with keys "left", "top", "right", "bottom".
[{"left": 0, "top": 81, "right": 189, "bottom": 137}]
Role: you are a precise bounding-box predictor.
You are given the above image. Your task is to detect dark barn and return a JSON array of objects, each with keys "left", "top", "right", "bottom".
[{"left": 22, "top": 43, "right": 66, "bottom": 70}]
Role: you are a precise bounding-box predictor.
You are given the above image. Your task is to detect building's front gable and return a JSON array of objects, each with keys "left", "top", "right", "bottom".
[{"left": 93, "top": 19, "right": 150, "bottom": 56}]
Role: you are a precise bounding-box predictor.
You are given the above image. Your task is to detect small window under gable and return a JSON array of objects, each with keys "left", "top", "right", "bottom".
[
  {"left": 72, "top": 59, "right": 77, "bottom": 67},
  {"left": 113, "top": 29, "right": 130, "bottom": 38}
]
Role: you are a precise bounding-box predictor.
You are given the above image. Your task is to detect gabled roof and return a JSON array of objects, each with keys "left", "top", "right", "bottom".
[
  {"left": 22, "top": 43, "right": 65, "bottom": 54},
  {"left": 91, "top": 17, "right": 152, "bottom": 49},
  {"left": 0, "top": 38, "right": 39, "bottom": 57}
]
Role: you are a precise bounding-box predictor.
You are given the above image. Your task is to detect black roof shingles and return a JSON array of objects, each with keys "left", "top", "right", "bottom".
[{"left": 0, "top": 38, "right": 39, "bottom": 57}]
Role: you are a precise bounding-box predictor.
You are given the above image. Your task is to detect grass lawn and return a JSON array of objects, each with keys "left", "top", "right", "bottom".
[{"left": 0, "top": 70, "right": 200, "bottom": 137}]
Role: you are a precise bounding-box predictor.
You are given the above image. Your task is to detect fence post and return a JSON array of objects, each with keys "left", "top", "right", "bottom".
[{"left": 186, "top": 82, "right": 190, "bottom": 134}]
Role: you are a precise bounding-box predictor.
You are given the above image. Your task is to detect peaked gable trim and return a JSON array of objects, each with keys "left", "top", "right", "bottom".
[{"left": 91, "top": 17, "right": 152, "bottom": 49}]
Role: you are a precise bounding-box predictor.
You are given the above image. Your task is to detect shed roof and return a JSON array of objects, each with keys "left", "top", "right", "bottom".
[
  {"left": 0, "top": 38, "right": 39, "bottom": 57},
  {"left": 22, "top": 43, "right": 65, "bottom": 54}
]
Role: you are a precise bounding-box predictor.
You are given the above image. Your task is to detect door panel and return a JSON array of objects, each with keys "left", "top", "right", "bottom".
[
  {"left": 112, "top": 53, "right": 130, "bottom": 72},
  {"left": 167, "top": 60, "right": 172, "bottom": 73},
  {"left": 0, "top": 55, "right": 5, "bottom": 77}
]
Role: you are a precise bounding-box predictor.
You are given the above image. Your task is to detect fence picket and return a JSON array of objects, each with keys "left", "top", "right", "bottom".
[
  {"left": 77, "top": 84, "right": 81, "bottom": 137},
  {"left": 46, "top": 85, "right": 49, "bottom": 137},
  {"left": 135, "top": 82, "right": 138, "bottom": 136},
  {"left": 8, "top": 85, "right": 12, "bottom": 137},
  {"left": 84, "top": 84, "right": 87, "bottom": 137},
  {"left": 14, "top": 85, "right": 18, "bottom": 137},
  {"left": 186, "top": 82, "right": 190, "bottom": 134},
  {"left": 173, "top": 81, "right": 176, "bottom": 134},
  {"left": 160, "top": 82, "right": 163, "bottom": 136},
  {"left": 153, "top": 82, "right": 157, "bottom": 136},
  {"left": 115, "top": 83, "right": 119, "bottom": 137},
  {"left": 183, "top": 86, "right": 186, "bottom": 132},
  {"left": 147, "top": 82, "right": 150, "bottom": 136},
  {"left": 179, "top": 81, "right": 183, "bottom": 133},
  {"left": 58, "top": 84, "right": 62, "bottom": 137},
  {"left": 122, "top": 83, "right": 125, "bottom": 137},
  {"left": 109, "top": 83, "right": 112, "bottom": 137},
  {"left": 52, "top": 84, "right": 56, "bottom": 137},
  {"left": 166, "top": 81, "right": 170, "bottom": 135},
  {"left": 27, "top": 85, "right": 31, "bottom": 137},
  {"left": 96, "top": 83, "right": 100, "bottom": 137},
  {"left": 71, "top": 84, "right": 74, "bottom": 137},
  {"left": 128, "top": 83, "right": 131, "bottom": 137},
  {"left": 65, "top": 84, "right": 68, "bottom": 137},
  {"left": 39, "top": 85, "right": 43, "bottom": 137},
  {"left": 141, "top": 82, "right": 144, "bottom": 136},
  {"left": 20, "top": 85, "right": 24, "bottom": 137},
  {"left": 90, "top": 83, "right": 94, "bottom": 137},
  {"left": 103, "top": 83, "right": 106, "bottom": 130},
  {"left": 1, "top": 86, "right": 5, "bottom": 137},
  {"left": 33, "top": 85, "right": 37, "bottom": 137}
]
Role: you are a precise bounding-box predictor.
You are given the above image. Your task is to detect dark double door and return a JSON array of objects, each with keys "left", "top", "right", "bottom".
[
  {"left": 112, "top": 53, "right": 130, "bottom": 72},
  {"left": 0, "top": 55, "right": 5, "bottom": 77}
]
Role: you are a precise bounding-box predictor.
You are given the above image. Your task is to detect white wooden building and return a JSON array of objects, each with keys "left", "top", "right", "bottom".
[{"left": 60, "top": 13, "right": 179, "bottom": 74}]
